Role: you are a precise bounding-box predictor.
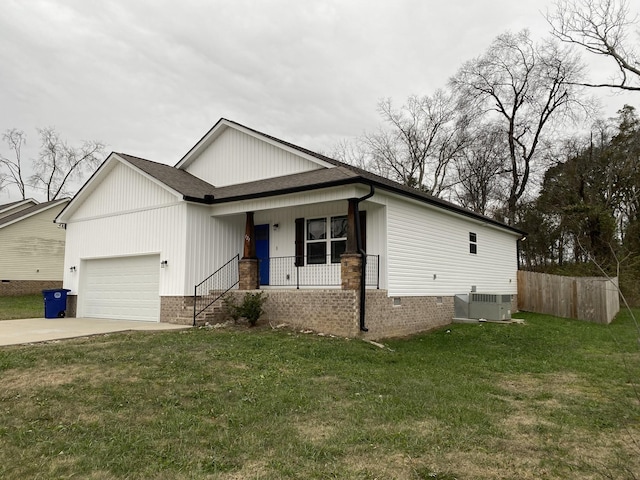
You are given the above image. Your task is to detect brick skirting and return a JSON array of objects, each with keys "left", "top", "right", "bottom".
[{"left": 0, "top": 280, "right": 63, "bottom": 296}]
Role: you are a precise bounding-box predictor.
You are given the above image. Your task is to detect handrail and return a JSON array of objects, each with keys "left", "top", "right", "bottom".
[
  {"left": 193, "top": 254, "right": 239, "bottom": 325},
  {"left": 260, "top": 254, "right": 380, "bottom": 289}
]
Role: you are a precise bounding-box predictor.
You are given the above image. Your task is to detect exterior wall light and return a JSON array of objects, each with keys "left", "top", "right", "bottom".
[
  {"left": 70, "top": 266, "right": 76, "bottom": 273},
  {"left": 160, "top": 260, "right": 168, "bottom": 268}
]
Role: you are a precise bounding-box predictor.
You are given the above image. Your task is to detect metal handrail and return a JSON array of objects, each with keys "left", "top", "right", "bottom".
[
  {"left": 259, "top": 254, "right": 380, "bottom": 289},
  {"left": 193, "top": 254, "right": 239, "bottom": 325}
]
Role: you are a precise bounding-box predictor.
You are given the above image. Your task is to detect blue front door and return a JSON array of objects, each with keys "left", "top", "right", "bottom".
[{"left": 255, "top": 224, "right": 270, "bottom": 285}]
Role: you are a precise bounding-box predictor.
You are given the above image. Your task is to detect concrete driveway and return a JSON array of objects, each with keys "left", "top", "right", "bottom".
[{"left": 0, "top": 318, "right": 191, "bottom": 346}]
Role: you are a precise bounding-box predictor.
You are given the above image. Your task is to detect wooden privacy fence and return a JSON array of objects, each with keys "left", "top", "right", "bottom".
[{"left": 517, "top": 271, "right": 620, "bottom": 324}]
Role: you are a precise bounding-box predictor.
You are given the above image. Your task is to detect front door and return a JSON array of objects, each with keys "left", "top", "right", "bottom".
[{"left": 255, "top": 224, "right": 270, "bottom": 285}]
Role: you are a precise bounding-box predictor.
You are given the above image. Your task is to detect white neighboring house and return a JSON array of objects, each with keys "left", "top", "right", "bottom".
[
  {"left": 55, "top": 119, "right": 524, "bottom": 338},
  {"left": 0, "top": 198, "right": 69, "bottom": 296}
]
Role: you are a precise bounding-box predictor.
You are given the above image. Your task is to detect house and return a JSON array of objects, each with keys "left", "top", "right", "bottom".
[
  {"left": 55, "top": 119, "right": 525, "bottom": 339},
  {"left": 0, "top": 198, "right": 69, "bottom": 296}
]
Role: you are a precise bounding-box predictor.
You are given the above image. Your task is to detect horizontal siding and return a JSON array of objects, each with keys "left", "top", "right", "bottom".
[
  {"left": 63, "top": 203, "right": 187, "bottom": 296},
  {"left": 386, "top": 195, "right": 518, "bottom": 297},
  {"left": 72, "top": 162, "right": 178, "bottom": 220},
  {"left": 0, "top": 204, "right": 66, "bottom": 280},
  {"left": 185, "top": 128, "right": 322, "bottom": 187}
]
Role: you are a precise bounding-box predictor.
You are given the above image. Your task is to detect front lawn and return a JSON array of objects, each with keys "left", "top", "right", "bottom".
[
  {"left": 0, "top": 294, "right": 43, "bottom": 320},
  {"left": 0, "top": 311, "right": 638, "bottom": 479}
]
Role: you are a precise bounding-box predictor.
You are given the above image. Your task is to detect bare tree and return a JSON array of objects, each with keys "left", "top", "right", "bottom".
[
  {"left": 361, "top": 91, "right": 464, "bottom": 196},
  {"left": 450, "top": 30, "right": 588, "bottom": 223},
  {"left": 454, "top": 123, "right": 508, "bottom": 215},
  {"left": 0, "top": 129, "right": 28, "bottom": 200},
  {"left": 547, "top": 0, "right": 640, "bottom": 91},
  {"left": 31, "top": 128, "right": 105, "bottom": 201}
]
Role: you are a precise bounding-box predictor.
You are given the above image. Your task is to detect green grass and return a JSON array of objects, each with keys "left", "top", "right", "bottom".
[
  {"left": 1, "top": 311, "right": 639, "bottom": 479},
  {"left": 0, "top": 294, "right": 43, "bottom": 320}
]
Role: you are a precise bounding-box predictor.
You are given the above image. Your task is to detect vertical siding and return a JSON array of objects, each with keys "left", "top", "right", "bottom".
[
  {"left": 73, "top": 162, "right": 178, "bottom": 219},
  {"left": 185, "top": 128, "right": 323, "bottom": 187},
  {"left": 184, "top": 204, "right": 244, "bottom": 290},
  {"left": 386, "top": 195, "right": 518, "bottom": 297},
  {"left": 0, "top": 204, "right": 67, "bottom": 280},
  {"left": 63, "top": 203, "right": 187, "bottom": 296}
]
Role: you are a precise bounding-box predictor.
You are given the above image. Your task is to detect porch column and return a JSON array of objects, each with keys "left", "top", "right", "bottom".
[
  {"left": 239, "top": 211, "right": 259, "bottom": 290},
  {"left": 342, "top": 198, "right": 362, "bottom": 290},
  {"left": 345, "top": 198, "right": 358, "bottom": 254}
]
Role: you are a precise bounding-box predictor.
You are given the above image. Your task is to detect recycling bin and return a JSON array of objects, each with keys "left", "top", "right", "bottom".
[{"left": 42, "top": 289, "right": 71, "bottom": 318}]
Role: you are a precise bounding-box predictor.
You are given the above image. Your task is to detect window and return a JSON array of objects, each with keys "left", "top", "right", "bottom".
[
  {"left": 306, "top": 218, "right": 326, "bottom": 264},
  {"left": 305, "top": 216, "right": 347, "bottom": 264},
  {"left": 469, "top": 232, "right": 477, "bottom": 254}
]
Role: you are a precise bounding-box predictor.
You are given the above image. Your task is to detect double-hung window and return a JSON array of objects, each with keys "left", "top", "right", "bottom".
[{"left": 306, "top": 216, "right": 347, "bottom": 264}]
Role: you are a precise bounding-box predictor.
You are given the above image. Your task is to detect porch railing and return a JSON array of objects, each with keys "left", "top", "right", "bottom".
[
  {"left": 193, "top": 254, "right": 239, "bottom": 325},
  {"left": 260, "top": 254, "right": 379, "bottom": 289}
]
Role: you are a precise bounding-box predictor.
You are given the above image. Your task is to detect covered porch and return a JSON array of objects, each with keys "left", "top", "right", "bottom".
[{"left": 193, "top": 190, "right": 385, "bottom": 327}]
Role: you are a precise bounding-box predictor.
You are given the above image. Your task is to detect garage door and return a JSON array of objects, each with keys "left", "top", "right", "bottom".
[{"left": 80, "top": 255, "right": 160, "bottom": 322}]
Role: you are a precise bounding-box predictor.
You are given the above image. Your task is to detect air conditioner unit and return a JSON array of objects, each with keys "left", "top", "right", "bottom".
[{"left": 468, "top": 293, "right": 512, "bottom": 321}]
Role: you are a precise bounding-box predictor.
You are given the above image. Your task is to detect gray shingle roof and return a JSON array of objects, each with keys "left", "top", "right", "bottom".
[
  {"left": 117, "top": 153, "right": 216, "bottom": 199},
  {"left": 0, "top": 199, "right": 69, "bottom": 228},
  {"left": 116, "top": 122, "right": 524, "bottom": 235}
]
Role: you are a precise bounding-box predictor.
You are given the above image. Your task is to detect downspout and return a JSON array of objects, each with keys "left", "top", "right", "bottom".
[{"left": 354, "top": 184, "right": 375, "bottom": 332}]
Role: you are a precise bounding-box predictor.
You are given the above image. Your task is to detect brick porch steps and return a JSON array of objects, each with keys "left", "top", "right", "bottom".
[{"left": 174, "top": 297, "right": 227, "bottom": 326}]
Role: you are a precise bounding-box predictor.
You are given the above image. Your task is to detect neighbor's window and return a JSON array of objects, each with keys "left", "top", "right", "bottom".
[
  {"left": 469, "top": 232, "right": 477, "bottom": 254},
  {"left": 306, "top": 215, "right": 347, "bottom": 264}
]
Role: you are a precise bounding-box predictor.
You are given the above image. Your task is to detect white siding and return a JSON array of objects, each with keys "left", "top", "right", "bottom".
[
  {"left": 72, "top": 162, "right": 178, "bottom": 220},
  {"left": 385, "top": 194, "right": 519, "bottom": 297},
  {"left": 184, "top": 204, "right": 244, "bottom": 290},
  {"left": 0, "top": 204, "right": 67, "bottom": 280},
  {"left": 209, "top": 185, "right": 363, "bottom": 216},
  {"left": 185, "top": 128, "right": 323, "bottom": 187},
  {"left": 63, "top": 203, "right": 187, "bottom": 296}
]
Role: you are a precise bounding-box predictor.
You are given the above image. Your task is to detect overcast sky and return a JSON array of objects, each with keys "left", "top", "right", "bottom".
[{"left": 0, "top": 0, "right": 636, "bottom": 202}]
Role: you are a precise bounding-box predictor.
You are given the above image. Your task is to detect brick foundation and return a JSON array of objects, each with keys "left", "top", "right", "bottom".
[
  {"left": 363, "top": 291, "right": 454, "bottom": 339},
  {"left": 0, "top": 280, "right": 62, "bottom": 296},
  {"left": 66, "top": 295, "right": 77, "bottom": 317},
  {"left": 160, "top": 296, "right": 196, "bottom": 324},
  {"left": 198, "top": 289, "right": 461, "bottom": 340}
]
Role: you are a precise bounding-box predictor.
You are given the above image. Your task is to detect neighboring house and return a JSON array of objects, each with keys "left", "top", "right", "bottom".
[
  {"left": 55, "top": 119, "right": 525, "bottom": 339},
  {"left": 0, "top": 198, "right": 69, "bottom": 296}
]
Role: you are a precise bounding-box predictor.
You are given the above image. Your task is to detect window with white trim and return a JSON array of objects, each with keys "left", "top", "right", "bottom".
[{"left": 306, "top": 216, "right": 347, "bottom": 264}]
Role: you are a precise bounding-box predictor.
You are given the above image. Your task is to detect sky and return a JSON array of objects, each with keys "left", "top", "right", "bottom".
[{"left": 0, "top": 0, "right": 637, "bottom": 202}]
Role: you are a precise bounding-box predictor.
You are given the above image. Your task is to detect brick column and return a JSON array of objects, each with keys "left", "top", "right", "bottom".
[
  {"left": 341, "top": 253, "right": 362, "bottom": 291},
  {"left": 239, "top": 258, "right": 259, "bottom": 290}
]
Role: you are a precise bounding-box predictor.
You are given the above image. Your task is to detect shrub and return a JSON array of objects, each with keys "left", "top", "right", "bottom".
[{"left": 224, "top": 291, "right": 267, "bottom": 327}]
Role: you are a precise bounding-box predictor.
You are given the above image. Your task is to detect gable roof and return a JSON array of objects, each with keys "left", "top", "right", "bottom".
[
  {"left": 117, "top": 153, "right": 216, "bottom": 199},
  {"left": 0, "top": 199, "right": 39, "bottom": 219},
  {"left": 57, "top": 118, "right": 525, "bottom": 236},
  {"left": 176, "top": 118, "right": 337, "bottom": 170},
  {"left": 0, "top": 198, "right": 69, "bottom": 230}
]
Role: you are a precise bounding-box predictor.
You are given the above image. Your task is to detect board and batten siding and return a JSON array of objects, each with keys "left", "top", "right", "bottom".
[
  {"left": 184, "top": 204, "right": 244, "bottom": 291},
  {"left": 185, "top": 127, "right": 323, "bottom": 187},
  {"left": 0, "top": 204, "right": 67, "bottom": 280},
  {"left": 385, "top": 194, "right": 518, "bottom": 297},
  {"left": 71, "top": 161, "right": 179, "bottom": 220}
]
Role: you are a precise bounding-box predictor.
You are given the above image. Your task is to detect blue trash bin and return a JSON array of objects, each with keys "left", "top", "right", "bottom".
[{"left": 42, "top": 289, "right": 71, "bottom": 318}]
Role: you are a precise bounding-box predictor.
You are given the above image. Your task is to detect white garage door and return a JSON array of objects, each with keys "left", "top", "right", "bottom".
[{"left": 80, "top": 255, "right": 160, "bottom": 322}]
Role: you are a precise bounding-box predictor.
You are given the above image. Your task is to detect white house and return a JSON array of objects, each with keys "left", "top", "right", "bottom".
[{"left": 55, "top": 119, "right": 524, "bottom": 339}]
